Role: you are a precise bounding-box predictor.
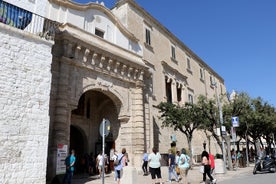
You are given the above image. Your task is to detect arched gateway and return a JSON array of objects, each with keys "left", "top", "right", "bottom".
[{"left": 47, "top": 23, "right": 151, "bottom": 181}]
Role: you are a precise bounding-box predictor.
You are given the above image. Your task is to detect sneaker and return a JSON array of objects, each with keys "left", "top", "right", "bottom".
[
  {"left": 200, "top": 181, "right": 205, "bottom": 184},
  {"left": 212, "top": 179, "right": 217, "bottom": 184}
]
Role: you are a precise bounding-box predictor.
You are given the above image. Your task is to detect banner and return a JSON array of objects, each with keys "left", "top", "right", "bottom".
[{"left": 56, "top": 144, "right": 68, "bottom": 174}]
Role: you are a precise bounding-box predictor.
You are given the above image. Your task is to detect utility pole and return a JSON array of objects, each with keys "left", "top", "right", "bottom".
[{"left": 212, "top": 81, "right": 227, "bottom": 173}]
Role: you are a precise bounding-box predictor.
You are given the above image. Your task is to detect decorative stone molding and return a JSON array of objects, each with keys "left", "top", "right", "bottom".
[{"left": 55, "top": 24, "right": 148, "bottom": 85}]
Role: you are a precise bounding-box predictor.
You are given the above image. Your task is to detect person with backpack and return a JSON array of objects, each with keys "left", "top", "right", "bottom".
[
  {"left": 114, "top": 148, "right": 127, "bottom": 184},
  {"left": 209, "top": 152, "right": 215, "bottom": 175},
  {"left": 178, "top": 148, "right": 190, "bottom": 184},
  {"left": 62, "top": 149, "right": 76, "bottom": 184},
  {"left": 200, "top": 150, "right": 216, "bottom": 184}
]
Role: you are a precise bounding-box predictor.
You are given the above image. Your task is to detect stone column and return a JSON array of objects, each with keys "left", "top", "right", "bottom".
[
  {"left": 53, "top": 62, "right": 71, "bottom": 146},
  {"left": 48, "top": 61, "right": 71, "bottom": 179},
  {"left": 120, "top": 82, "right": 145, "bottom": 184},
  {"left": 131, "top": 82, "right": 145, "bottom": 163}
]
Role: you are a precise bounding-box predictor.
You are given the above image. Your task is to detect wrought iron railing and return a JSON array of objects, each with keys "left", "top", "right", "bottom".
[{"left": 0, "top": 0, "right": 61, "bottom": 40}]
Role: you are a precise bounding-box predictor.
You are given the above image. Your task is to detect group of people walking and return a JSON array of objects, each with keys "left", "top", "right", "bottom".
[
  {"left": 62, "top": 147, "right": 217, "bottom": 184},
  {"left": 142, "top": 147, "right": 191, "bottom": 184},
  {"left": 142, "top": 148, "right": 217, "bottom": 184}
]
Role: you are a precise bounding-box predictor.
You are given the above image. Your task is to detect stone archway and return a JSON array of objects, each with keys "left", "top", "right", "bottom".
[{"left": 71, "top": 89, "right": 120, "bottom": 173}]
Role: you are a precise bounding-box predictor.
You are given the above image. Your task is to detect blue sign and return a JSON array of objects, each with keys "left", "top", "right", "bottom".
[{"left": 232, "top": 116, "right": 239, "bottom": 127}]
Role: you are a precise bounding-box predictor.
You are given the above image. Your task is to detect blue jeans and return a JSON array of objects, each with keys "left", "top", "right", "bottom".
[
  {"left": 168, "top": 165, "right": 178, "bottom": 181},
  {"left": 63, "top": 170, "right": 73, "bottom": 184}
]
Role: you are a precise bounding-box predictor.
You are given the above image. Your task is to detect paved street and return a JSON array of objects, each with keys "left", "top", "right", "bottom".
[
  {"left": 220, "top": 170, "right": 276, "bottom": 184},
  {"left": 72, "top": 164, "right": 254, "bottom": 184}
]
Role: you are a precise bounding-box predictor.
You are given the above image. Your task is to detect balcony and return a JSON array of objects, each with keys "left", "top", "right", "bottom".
[{"left": 0, "top": 0, "right": 61, "bottom": 40}]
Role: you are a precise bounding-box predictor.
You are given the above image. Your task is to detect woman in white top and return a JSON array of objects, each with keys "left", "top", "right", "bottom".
[
  {"left": 114, "top": 148, "right": 127, "bottom": 184},
  {"left": 148, "top": 147, "right": 163, "bottom": 184}
]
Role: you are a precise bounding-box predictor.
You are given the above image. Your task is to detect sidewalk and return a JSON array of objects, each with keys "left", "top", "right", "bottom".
[{"left": 72, "top": 164, "right": 254, "bottom": 184}]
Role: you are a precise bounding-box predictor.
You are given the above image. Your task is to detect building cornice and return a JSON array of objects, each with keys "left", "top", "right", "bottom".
[{"left": 116, "top": 0, "right": 224, "bottom": 83}]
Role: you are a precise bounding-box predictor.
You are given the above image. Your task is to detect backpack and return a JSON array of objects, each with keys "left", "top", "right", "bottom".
[
  {"left": 114, "top": 155, "right": 123, "bottom": 166},
  {"left": 179, "top": 154, "right": 190, "bottom": 169}
]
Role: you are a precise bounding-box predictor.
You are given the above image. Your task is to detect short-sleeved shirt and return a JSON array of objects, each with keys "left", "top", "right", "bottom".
[
  {"left": 168, "top": 153, "right": 176, "bottom": 166},
  {"left": 65, "top": 155, "right": 76, "bottom": 172},
  {"left": 148, "top": 152, "right": 161, "bottom": 168},
  {"left": 114, "top": 153, "right": 125, "bottom": 171},
  {"left": 97, "top": 154, "right": 103, "bottom": 166},
  {"left": 143, "top": 153, "right": 148, "bottom": 161}
]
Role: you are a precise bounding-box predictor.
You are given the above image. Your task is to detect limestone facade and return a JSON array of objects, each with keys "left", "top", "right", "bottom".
[
  {"left": 0, "top": 24, "right": 53, "bottom": 183},
  {"left": 0, "top": 0, "right": 227, "bottom": 183}
]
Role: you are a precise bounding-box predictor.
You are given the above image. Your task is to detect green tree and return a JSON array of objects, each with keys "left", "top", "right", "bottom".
[{"left": 156, "top": 101, "right": 202, "bottom": 158}]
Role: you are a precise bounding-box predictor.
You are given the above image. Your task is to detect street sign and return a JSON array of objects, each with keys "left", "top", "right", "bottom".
[
  {"left": 221, "top": 125, "right": 226, "bottom": 135},
  {"left": 232, "top": 116, "right": 239, "bottom": 127},
  {"left": 99, "top": 119, "right": 111, "bottom": 137}
]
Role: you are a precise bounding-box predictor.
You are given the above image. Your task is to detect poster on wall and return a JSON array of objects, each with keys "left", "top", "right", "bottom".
[{"left": 56, "top": 144, "right": 68, "bottom": 174}]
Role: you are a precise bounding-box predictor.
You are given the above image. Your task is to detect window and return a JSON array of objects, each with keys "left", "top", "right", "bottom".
[
  {"left": 200, "top": 68, "right": 204, "bottom": 80},
  {"left": 145, "top": 28, "right": 151, "bottom": 45},
  {"left": 188, "top": 94, "right": 194, "bottom": 104},
  {"left": 171, "top": 45, "right": 176, "bottom": 60},
  {"left": 176, "top": 83, "right": 182, "bottom": 102},
  {"left": 187, "top": 58, "right": 191, "bottom": 70},
  {"left": 210, "top": 76, "right": 214, "bottom": 85},
  {"left": 95, "top": 28, "right": 104, "bottom": 38},
  {"left": 165, "top": 77, "right": 172, "bottom": 103}
]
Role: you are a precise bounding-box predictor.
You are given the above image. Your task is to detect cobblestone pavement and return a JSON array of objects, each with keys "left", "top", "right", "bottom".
[{"left": 72, "top": 164, "right": 254, "bottom": 184}]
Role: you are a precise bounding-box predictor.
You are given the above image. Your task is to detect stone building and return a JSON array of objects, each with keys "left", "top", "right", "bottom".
[{"left": 0, "top": 0, "right": 226, "bottom": 183}]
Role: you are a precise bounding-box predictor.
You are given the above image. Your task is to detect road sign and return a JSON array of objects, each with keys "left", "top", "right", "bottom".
[
  {"left": 232, "top": 116, "right": 239, "bottom": 127},
  {"left": 99, "top": 119, "right": 111, "bottom": 137},
  {"left": 221, "top": 125, "right": 226, "bottom": 135}
]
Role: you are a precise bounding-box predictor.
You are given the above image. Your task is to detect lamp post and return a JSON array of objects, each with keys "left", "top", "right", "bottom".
[{"left": 212, "top": 81, "right": 227, "bottom": 173}]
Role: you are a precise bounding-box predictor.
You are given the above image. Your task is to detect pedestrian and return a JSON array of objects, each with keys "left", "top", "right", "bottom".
[
  {"left": 112, "top": 150, "right": 118, "bottom": 181},
  {"left": 178, "top": 148, "right": 190, "bottom": 184},
  {"left": 200, "top": 150, "right": 216, "bottom": 184},
  {"left": 148, "top": 147, "right": 163, "bottom": 184},
  {"left": 175, "top": 150, "right": 181, "bottom": 177},
  {"left": 104, "top": 154, "right": 109, "bottom": 173},
  {"left": 114, "top": 148, "right": 127, "bottom": 184},
  {"left": 88, "top": 152, "right": 95, "bottom": 175},
  {"left": 96, "top": 151, "right": 104, "bottom": 178},
  {"left": 142, "top": 151, "right": 149, "bottom": 175},
  {"left": 167, "top": 149, "right": 179, "bottom": 183},
  {"left": 209, "top": 152, "right": 215, "bottom": 175},
  {"left": 62, "top": 149, "right": 76, "bottom": 184},
  {"left": 231, "top": 149, "right": 236, "bottom": 168}
]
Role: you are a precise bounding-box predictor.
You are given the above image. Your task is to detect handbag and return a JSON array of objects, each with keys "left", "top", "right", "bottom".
[
  {"left": 175, "top": 166, "right": 180, "bottom": 174},
  {"left": 199, "top": 165, "right": 204, "bottom": 173}
]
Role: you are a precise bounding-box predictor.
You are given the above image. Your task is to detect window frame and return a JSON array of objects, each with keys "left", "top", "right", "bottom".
[{"left": 95, "top": 28, "right": 105, "bottom": 38}]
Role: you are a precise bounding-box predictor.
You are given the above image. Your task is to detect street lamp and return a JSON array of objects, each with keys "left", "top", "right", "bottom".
[{"left": 212, "top": 81, "right": 227, "bottom": 173}]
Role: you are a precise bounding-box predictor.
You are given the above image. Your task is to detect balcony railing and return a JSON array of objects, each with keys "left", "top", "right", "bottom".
[{"left": 0, "top": 0, "right": 61, "bottom": 40}]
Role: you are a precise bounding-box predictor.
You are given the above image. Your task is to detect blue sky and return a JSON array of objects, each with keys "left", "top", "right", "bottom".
[{"left": 73, "top": 0, "right": 276, "bottom": 107}]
